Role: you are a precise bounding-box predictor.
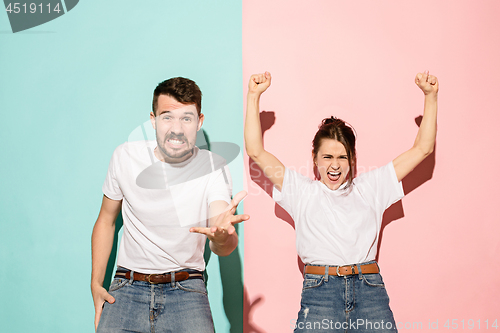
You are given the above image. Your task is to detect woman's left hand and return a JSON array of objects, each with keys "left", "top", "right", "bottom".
[{"left": 415, "top": 71, "right": 439, "bottom": 96}]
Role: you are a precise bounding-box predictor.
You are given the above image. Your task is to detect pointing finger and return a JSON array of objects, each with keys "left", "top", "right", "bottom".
[
  {"left": 230, "top": 214, "right": 250, "bottom": 225},
  {"left": 232, "top": 190, "right": 248, "bottom": 207},
  {"left": 190, "top": 227, "right": 211, "bottom": 236},
  {"left": 222, "top": 190, "right": 248, "bottom": 214}
]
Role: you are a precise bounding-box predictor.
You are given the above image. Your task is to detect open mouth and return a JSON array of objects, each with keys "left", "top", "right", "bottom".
[
  {"left": 327, "top": 171, "right": 341, "bottom": 182},
  {"left": 168, "top": 138, "right": 184, "bottom": 145},
  {"left": 166, "top": 136, "right": 186, "bottom": 148}
]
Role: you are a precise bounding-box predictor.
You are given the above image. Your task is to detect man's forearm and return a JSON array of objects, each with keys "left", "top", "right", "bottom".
[{"left": 91, "top": 220, "right": 115, "bottom": 287}]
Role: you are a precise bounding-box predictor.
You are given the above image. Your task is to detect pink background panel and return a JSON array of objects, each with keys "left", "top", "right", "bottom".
[{"left": 243, "top": 1, "right": 500, "bottom": 332}]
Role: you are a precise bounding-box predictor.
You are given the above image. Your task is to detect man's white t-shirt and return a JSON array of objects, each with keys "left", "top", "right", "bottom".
[
  {"left": 273, "top": 162, "right": 404, "bottom": 266},
  {"left": 102, "top": 140, "right": 232, "bottom": 274}
]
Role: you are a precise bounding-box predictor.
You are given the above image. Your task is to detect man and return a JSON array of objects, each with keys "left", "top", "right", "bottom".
[{"left": 91, "top": 77, "right": 247, "bottom": 332}]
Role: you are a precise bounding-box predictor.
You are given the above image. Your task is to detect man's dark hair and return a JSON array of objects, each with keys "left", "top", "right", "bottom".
[{"left": 152, "top": 77, "right": 202, "bottom": 116}]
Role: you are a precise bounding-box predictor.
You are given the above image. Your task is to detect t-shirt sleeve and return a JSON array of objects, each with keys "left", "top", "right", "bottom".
[
  {"left": 207, "top": 165, "right": 232, "bottom": 205},
  {"left": 272, "top": 168, "right": 312, "bottom": 218},
  {"left": 102, "top": 146, "right": 124, "bottom": 201},
  {"left": 355, "top": 161, "right": 404, "bottom": 211}
]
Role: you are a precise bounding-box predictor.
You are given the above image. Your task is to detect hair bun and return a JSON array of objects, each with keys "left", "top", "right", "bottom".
[{"left": 322, "top": 116, "right": 344, "bottom": 126}]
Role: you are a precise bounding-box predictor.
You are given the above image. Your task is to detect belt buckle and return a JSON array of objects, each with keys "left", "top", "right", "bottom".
[
  {"left": 145, "top": 274, "right": 159, "bottom": 284},
  {"left": 336, "top": 265, "right": 356, "bottom": 276}
]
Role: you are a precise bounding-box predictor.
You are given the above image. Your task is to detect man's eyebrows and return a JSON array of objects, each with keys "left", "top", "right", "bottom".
[{"left": 157, "top": 110, "right": 196, "bottom": 116}]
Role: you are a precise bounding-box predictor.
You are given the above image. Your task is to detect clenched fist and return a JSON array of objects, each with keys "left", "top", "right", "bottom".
[
  {"left": 415, "top": 71, "right": 439, "bottom": 96},
  {"left": 248, "top": 72, "right": 272, "bottom": 96}
]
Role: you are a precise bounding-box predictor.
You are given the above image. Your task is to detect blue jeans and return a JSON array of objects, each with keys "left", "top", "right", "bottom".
[
  {"left": 97, "top": 268, "right": 214, "bottom": 333},
  {"left": 293, "top": 262, "right": 397, "bottom": 332}
]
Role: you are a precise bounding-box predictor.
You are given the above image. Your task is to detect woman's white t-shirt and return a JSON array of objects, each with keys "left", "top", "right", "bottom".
[{"left": 273, "top": 162, "right": 404, "bottom": 266}]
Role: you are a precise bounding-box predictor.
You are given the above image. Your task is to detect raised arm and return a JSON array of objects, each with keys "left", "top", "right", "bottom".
[
  {"left": 245, "top": 72, "right": 286, "bottom": 190},
  {"left": 393, "top": 71, "right": 438, "bottom": 182}
]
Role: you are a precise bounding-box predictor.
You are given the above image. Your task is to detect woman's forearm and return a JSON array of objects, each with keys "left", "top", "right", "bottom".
[
  {"left": 245, "top": 92, "right": 265, "bottom": 158},
  {"left": 413, "top": 93, "right": 438, "bottom": 156}
]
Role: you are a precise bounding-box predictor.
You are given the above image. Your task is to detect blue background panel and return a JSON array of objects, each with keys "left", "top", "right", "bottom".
[{"left": 0, "top": 1, "right": 243, "bottom": 332}]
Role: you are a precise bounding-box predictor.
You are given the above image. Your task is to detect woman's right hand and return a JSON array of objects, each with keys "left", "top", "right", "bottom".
[{"left": 248, "top": 72, "right": 271, "bottom": 95}]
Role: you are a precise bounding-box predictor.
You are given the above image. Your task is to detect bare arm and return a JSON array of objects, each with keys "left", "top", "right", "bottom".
[
  {"left": 393, "top": 72, "right": 438, "bottom": 182},
  {"left": 190, "top": 191, "right": 249, "bottom": 257},
  {"left": 245, "top": 72, "right": 286, "bottom": 190},
  {"left": 91, "top": 195, "right": 122, "bottom": 331}
]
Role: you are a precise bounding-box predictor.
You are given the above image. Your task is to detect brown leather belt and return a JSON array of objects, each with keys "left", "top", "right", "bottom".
[
  {"left": 305, "top": 263, "right": 379, "bottom": 276},
  {"left": 114, "top": 271, "right": 203, "bottom": 284}
]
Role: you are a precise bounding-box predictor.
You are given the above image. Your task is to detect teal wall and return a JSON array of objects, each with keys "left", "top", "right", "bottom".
[{"left": 0, "top": 1, "right": 243, "bottom": 332}]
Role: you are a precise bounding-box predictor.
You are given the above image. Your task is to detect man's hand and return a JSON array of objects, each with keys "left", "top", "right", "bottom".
[
  {"left": 190, "top": 191, "right": 249, "bottom": 246},
  {"left": 91, "top": 284, "right": 115, "bottom": 331},
  {"left": 415, "top": 71, "right": 439, "bottom": 96},
  {"left": 248, "top": 72, "right": 271, "bottom": 96}
]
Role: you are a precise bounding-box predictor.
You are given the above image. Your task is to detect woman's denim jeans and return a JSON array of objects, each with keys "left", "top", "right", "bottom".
[
  {"left": 294, "top": 262, "right": 398, "bottom": 332},
  {"left": 97, "top": 268, "right": 214, "bottom": 333}
]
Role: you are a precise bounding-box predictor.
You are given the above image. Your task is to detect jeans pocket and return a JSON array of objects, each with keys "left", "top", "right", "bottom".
[
  {"left": 176, "top": 279, "right": 208, "bottom": 295},
  {"left": 362, "top": 273, "right": 385, "bottom": 288},
  {"left": 108, "top": 278, "right": 129, "bottom": 292},
  {"left": 302, "top": 274, "right": 324, "bottom": 291}
]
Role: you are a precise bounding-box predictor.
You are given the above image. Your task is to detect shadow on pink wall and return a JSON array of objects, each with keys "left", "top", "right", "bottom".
[
  {"left": 243, "top": 288, "right": 267, "bottom": 333},
  {"left": 245, "top": 110, "right": 291, "bottom": 333},
  {"left": 376, "top": 115, "right": 436, "bottom": 262},
  {"left": 247, "top": 111, "right": 304, "bottom": 275}
]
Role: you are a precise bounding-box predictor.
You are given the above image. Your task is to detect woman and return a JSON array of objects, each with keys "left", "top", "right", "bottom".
[{"left": 244, "top": 71, "right": 438, "bottom": 332}]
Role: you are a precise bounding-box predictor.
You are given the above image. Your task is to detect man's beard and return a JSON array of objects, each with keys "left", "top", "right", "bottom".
[{"left": 156, "top": 132, "right": 194, "bottom": 161}]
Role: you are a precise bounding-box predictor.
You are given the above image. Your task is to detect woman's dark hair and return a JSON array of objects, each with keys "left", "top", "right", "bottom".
[
  {"left": 152, "top": 77, "right": 202, "bottom": 116},
  {"left": 312, "top": 117, "right": 357, "bottom": 188}
]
